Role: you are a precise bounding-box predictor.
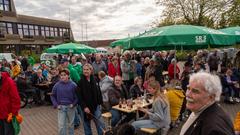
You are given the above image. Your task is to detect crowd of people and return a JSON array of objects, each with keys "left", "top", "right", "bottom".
[{"left": 0, "top": 48, "right": 240, "bottom": 135}]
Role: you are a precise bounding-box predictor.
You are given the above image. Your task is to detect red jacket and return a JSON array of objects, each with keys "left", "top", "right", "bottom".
[
  {"left": 108, "top": 62, "right": 121, "bottom": 78},
  {"left": 0, "top": 72, "right": 20, "bottom": 119},
  {"left": 168, "top": 64, "right": 180, "bottom": 80}
]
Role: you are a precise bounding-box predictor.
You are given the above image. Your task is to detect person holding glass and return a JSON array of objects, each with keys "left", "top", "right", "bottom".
[{"left": 131, "top": 81, "right": 171, "bottom": 135}]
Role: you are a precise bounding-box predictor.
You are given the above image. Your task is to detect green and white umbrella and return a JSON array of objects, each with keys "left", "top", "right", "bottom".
[
  {"left": 220, "top": 26, "right": 240, "bottom": 43},
  {"left": 128, "top": 25, "right": 236, "bottom": 50},
  {"left": 46, "top": 42, "right": 97, "bottom": 54}
]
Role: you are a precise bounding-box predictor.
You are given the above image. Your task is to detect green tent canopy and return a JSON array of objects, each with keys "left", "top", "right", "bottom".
[
  {"left": 110, "top": 37, "right": 132, "bottom": 49},
  {"left": 128, "top": 25, "right": 236, "bottom": 51},
  {"left": 220, "top": 26, "right": 240, "bottom": 43},
  {"left": 46, "top": 42, "right": 97, "bottom": 54}
]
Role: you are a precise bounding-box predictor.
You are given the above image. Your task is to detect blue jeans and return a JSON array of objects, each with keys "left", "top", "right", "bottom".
[
  {"left": 132, "top": 120, "right": 169, "bottom": 135},
  {"left": 132, "top": 120, "right": 158, "bottom": 130},
  {"left": 74, "top": 105, "right": 81, "bottom": 126},
  {"left": 58, "top": 105, "right": 75, "bottom": 135},
  {"left": 110, "top": 109, "right": 121, "bottom": 127},
  {"left": 224, "top": 87, "right": 235, "bottom": 101},
  {"left": 83, "top": 105, "right": 105, "bottom": 135}
]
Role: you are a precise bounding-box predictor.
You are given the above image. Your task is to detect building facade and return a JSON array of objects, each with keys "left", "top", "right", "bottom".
[{"left": 0, "top": 0, "right": 74, "bottom": 54}]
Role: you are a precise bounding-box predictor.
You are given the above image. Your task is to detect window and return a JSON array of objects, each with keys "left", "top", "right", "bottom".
[
  {"left": 54, "top": 28, "right": 58, "bottom": 37},
  {"left": 23, "top": 24, "right": 29, "bottom": 36},
  {"left": 29, "top": 25, "right": 34, "bottom": 36},
  {"left": 0, "top": 0, "right": 10, "bottom": 11},
  {"left": 45, "top": 27, "right": 50, "bottom": 37},
  {"left": 59, "top": 28, "right": 63, "bottom": 36},
  {"left": 63, "top": 28, "right": 69, "bottom": 37},
  {"left": 41, "top": 26, "right": 45, "bottom": 36},
  {"left": 17, "top": 24, "right": 23, "bottom": 36},
  {"left": 6, "top": 23, "right": 12, "bottom": 34},
  {"left": 34, "top": 26, "right": 39, "bottom": 36},
  {"left": 50, "top": 27, "right": 54, "bottom": 37},
  {"left": 0, "top": 1, "right": 3, "bottom": 11},
  {"left": 0, "top": 22, "right": 7, "bottom": 35}
]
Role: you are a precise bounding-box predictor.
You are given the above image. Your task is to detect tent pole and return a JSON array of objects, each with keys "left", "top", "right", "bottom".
[{"left": 174, "top": 45, "right": 176, "bottom": 79}]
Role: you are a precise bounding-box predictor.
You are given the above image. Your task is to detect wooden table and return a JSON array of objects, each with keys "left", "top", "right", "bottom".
[{"left": 112, "top": 98, "right": 153, "bottom": 113}]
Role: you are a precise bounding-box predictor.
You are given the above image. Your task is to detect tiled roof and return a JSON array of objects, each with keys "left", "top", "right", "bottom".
[
  {"left": 80, "top": 39, "right": 117, "bottom": 47},
  {"left": 17, "top": 15, "right": 70, "bottom": 28}
]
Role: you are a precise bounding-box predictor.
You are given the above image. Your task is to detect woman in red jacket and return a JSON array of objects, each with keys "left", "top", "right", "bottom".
[
  {"left": 168, "top": 59, "right": 180, "bottom": 80},
  {"left": 108, "top": 56, "right": 121, "bottom": 78},
  {"left": 0, "top": 71, "right": 21, "bottom": 135}
]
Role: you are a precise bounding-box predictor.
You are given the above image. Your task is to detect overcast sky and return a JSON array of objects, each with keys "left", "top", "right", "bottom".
[{"left": 15, "top": 0, "right": 163, "bottom": 41}]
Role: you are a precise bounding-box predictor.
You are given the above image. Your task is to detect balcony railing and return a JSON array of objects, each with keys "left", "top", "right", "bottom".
[
  {"left": 45, "top": 36, "right": 55, "bottom": 42},
  {"left": 21, "top": 35, "right": 34, "bottom": 41}
]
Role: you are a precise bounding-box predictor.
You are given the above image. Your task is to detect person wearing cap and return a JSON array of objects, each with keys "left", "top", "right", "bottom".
[
  {"left": 51, "top": 69, "right": 78, "bottom": 135},
  {"left": 180, "top": 72, "right": 234, "bottom": 135},
  {"left": 0, "top": 71, "right": 21, "bottom": 135}
]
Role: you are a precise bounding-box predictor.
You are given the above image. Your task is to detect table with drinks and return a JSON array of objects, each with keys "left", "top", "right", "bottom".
[{"left": 112, "top": 96, "right": 153, "bottom": 114}]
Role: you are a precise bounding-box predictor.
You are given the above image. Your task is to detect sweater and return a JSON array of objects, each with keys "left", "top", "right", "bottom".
[
  {"left": 51, "top": 80, "right": 78, "bottom": 108},
  {"left": 148, "top": 97, "right": 171, "bottom": 129},
  {"left": 99, "top": 76, "right": 113, "bottom": 102}
]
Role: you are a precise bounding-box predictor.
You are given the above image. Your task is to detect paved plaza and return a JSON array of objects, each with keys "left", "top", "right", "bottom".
[{"left": 19, "top": 100, "right": 240, "bottom": 135}]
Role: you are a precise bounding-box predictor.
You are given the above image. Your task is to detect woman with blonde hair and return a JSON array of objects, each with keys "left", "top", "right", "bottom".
[
  {"left": 131, "top": 81, "right": 171, "bottom": 135},
  {"left": 130, "top": 76, "right": 144, "bottom": 98}
]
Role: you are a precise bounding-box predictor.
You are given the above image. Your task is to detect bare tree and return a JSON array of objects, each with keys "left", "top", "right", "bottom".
[{"left": 155, "top": 0, "right": 237, "bottom": 27}]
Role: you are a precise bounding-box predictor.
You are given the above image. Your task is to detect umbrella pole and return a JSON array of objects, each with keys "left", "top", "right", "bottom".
[{"left": 174, "top": 45, "right": 176, "bottom": 79}]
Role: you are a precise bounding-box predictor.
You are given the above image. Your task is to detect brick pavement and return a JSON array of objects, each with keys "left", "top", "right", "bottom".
[{"left": 19, "top": 100, "right": 240, "bottom": 135}]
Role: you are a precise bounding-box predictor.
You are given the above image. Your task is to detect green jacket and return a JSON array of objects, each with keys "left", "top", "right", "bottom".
[
  {"left": 68, "top": 64, "right": 80, "bottom": 83},
  {"left": 70, "top": 63, "right": 83, "bottom": 77},
  {"left": 28, "top": 56, "right": 35, "bottom": 66}
]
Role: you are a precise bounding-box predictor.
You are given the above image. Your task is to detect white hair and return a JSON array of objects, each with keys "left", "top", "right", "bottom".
[
  {"left": 189, "top": 72, "right": 222, "bottom": 101},
  {"left": 123, "top": 50, "right": 130, "bottom": 56},
  {"left": 171, "top": 58, "right": 176, "bottom": 63}
]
